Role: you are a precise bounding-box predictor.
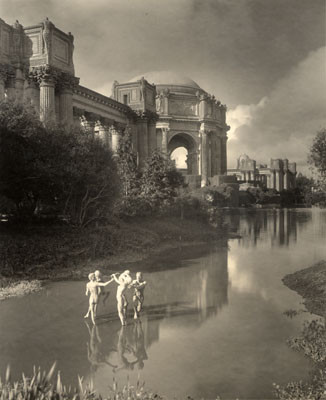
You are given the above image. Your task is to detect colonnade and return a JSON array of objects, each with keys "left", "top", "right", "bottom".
[
  {"left": 72, "top": 108, "right": 126, "bottom": 152},
  {"left": 0, "top": 64, "right": 79, "bottom": 126}
]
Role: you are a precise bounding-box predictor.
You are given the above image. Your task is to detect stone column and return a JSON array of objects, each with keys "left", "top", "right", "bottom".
[
  {"left": 148, "top": 122, "right": 157, "bottom": 154},
  {"left": 58, "top": 74, "right": 79, "bottom": 126},
  {"left": 201, "top": 130, "right": 208, "bottom": 187},
  {"left": 271, "top": 171, "right": 276, "bottom": 189},
  {"left": 110, "top": 126, "right": 120, "bottom": 153},
  {"left": 0, "top": 65, "right": 7, "bottom": 100},
  {"left": 83, "top": 112, "right": 97, "bottom": 134},
  {"left": 73, "top": 107, "right": 84, "bottom": 128},
  {"left": 24, "top": 78, "right": 40, "bottom": 112},
  {"left": 284, "top": 171, "right": 289, "bottom": 190},
  {"left": 97, "top": 122, "right": 110, "bottom": 148},
  {"left": 15, "top": 68, "right": 25, "bottom": 102},
  {"left": 215, "top": 136, "right": 222, "bottom": 175},
  {"left": 198, "top": 135, "right": 202, "bottom": 176},
  {"left": 40, "top": 77, "right": 56, "bottom": 122},
  {"left": 161, "top": 128, "right": 169, "bottom": 155},
  {"left": 275, "top": 171, "right": 280, "bottom": 191},
  {"left": 59, "top": 88, "right": 73, "bottom": 126},
  {"left": 6, "top": 77, "right": 16, "bottom": 101},
  {"left": 208, "top": 138, "right": 212, "bottom": 178},
  {"left": 221, "top": 136, "right": 227, "bottom": 175},
  {"left": 163, "top": 90, "right": 170, "bottom": 115}
]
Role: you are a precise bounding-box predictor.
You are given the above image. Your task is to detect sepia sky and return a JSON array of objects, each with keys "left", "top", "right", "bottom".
[{"left": 1, "top": 0, "right": 325, "bottom": 171}]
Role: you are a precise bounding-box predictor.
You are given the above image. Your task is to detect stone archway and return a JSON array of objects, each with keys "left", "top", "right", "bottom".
[{"left": 168, "top": 132, "right": 198, "bottom": 175}]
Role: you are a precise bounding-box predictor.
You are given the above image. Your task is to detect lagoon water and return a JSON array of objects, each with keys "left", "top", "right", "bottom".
[{"left": 0, "top": 209, "right": 326, "bottom": 399}]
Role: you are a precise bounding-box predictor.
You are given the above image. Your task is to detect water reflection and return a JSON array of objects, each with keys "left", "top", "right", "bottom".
[
  {"left": 85, "top": 247, "right": 229, "bottom": 376},
  {"left": 1, "top": 210, "right": 326, "bottom": 399},
  {"left": 224, "top": 209, "right": 324, "bottom": 247},
  {"left": 85, "top": 321, "right": 117, "bottom": 372}
]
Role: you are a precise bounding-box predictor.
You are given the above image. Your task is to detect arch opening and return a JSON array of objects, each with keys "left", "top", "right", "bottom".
[
  {"left": 168, "top": 133, "right": 197, "bottom": 175},
  {"left": 171, "top": 147, "right": 188, "bottom": 171}
]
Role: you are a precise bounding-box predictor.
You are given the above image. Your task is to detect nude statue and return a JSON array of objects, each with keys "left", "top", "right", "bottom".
[
  {"left": 130, "top": 272, "right": 147, "bottom": 319},
  {"left": 112, "top": 270, "right": 133, "bottom": 326},
  {"left": 95, "top": 270, "right": 110, "bottom": 306},
  {"left": 84, "top": 272, "right": 114, "bottom": 325}
]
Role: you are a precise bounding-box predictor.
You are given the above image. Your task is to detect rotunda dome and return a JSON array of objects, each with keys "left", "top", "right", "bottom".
[{"left": 129, "top": 71, "right": 202, "bottom": 92}]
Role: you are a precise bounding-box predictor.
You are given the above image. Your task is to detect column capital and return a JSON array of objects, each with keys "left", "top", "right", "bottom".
[{"left": 30, "top": 65, "right": 59, "bottom": 85}]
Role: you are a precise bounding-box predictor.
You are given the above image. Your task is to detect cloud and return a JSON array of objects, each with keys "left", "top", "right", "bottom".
[{"left": 227, "top": 47, "right": 326, "bottom": 171}]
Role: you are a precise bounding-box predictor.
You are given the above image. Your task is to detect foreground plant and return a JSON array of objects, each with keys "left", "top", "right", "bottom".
[
  {"left": 274, "top": 318, "right": 326, "bottom": 399},
  {"left": 0, "top": 364, "right": 162, "bottom": 400}
]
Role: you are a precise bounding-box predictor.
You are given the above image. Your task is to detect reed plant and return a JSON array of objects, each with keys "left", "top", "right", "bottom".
[{"left": 0, "top": 364, "right": 162, "bottom": 400}]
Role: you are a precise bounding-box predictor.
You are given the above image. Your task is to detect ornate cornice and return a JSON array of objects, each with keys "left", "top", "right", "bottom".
[{"left": 74, "top": 85, "right": 136, "bottom": 118}]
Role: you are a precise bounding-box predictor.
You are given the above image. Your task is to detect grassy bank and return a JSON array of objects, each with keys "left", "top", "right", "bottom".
[
  {"left": 0, "top": 215, "right": 228, "bottom": 298},
  {"left": 282, "top": 260, "right": 326, "bottom": 317}
]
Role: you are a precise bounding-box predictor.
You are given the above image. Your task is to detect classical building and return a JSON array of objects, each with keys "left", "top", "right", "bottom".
[
  {"left": 0, "top": 17, "right": 229, "bottom": 187},
  {"left": 227, "top": 154, "right": 297, "bottom": 191}
]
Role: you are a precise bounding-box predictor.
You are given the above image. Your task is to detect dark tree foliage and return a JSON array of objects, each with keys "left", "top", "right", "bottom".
[
  {"left": 309, "top": 128, "right": 326, "bottom": 177},
  {"left": 140, "top": 150, "right": 184, "bottom": 208},
  {"left": 0, "top": 100, "right": 120, "bottom": 226},
  {"left": 116, "top": 128, "right": 139, "bottom": 197}
]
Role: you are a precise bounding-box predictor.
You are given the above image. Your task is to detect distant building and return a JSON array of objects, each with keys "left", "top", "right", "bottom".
[{"left": 227, "top": 154, "right": 297, "bottom": 191}]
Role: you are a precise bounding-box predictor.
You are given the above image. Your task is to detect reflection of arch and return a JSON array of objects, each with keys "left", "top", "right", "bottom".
[{"left": 168, "top": 132, "right": 197, "bottom": 175}]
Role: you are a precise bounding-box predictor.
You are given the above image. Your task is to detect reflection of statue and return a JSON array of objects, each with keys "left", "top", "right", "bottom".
[
  {"left": 85, "top": 321, "right": 117, "bottom": 372},
  {"left": 112, "top": 326, "right": 138, "bottom": 372},
  {"left": 131, "top": 321, "right": 148, "bottom": 369}
]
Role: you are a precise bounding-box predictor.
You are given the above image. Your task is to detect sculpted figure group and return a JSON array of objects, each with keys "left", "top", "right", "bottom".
[{"left": 84, "top": 269, "right": 147, "bottom": 325}]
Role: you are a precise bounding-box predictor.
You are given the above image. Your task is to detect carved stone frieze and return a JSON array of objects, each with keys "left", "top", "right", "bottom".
[{"left": 169, "top": 99, "right": 197, "bottom": 116}]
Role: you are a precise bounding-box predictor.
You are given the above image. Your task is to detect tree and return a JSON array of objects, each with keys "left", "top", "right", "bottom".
[
  {"left": 309, "top": 128, "right": 326, "bottom": 184},
  {"left": 62, "top": 128, "right": 120, "bottom": 226},
  {"left": 0, "top": 100, "right": 120, "bottom": 225},
  {"left": 116, "top": 128, "right": 139, "bottom": 198},
  {"left": 140, "top": 150, "right": 184, "bottom": 209}
]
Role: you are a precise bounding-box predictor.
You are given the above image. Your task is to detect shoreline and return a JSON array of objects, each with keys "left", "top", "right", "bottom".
[
  {"left": 0, "top": 216, "right": 236, "bottom": 300},
  {"left": 282, "top": 260, "right": 326, "bottom": 317}
]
